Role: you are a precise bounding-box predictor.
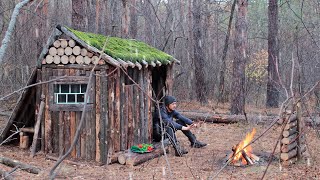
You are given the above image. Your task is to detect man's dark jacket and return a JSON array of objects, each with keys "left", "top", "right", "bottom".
[{"left": 153, "top": 105, "right": 193, "bottom": 130}]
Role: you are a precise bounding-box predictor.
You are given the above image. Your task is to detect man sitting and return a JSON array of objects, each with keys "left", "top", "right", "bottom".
[{"left": 153, "top": 96, "right": 207, "bottom": 156}]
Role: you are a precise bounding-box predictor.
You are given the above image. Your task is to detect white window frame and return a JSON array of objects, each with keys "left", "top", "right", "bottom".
[{"left": 54, "top": 84, "right": 87, "bottom": 104}]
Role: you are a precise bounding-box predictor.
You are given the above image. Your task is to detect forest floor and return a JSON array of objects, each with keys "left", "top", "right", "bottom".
[{"left": 0, "top": 101, "right": 319, "bottom": 180}]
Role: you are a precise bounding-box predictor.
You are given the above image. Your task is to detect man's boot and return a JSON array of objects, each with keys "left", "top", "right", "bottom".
[
  {"left": 173, "top": 142, "right": 188, "bottom": 157},
  {"left": 182, "top": 130, "right": 207, "bottom": 148}
]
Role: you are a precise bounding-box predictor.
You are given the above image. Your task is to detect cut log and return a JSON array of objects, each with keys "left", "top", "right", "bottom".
[
  {"left": 60, "top": 39, "right": 68, "bottom": 48},
  {"left": 288, "top": 113, "right": 297, "bottom": 123},
  {"left": 64, "top": 47, "right": 73, "bottom": 55},
  {"left": 80, "top": 48, "right": 88, "bottom": 56},
  {"left": 87, "top": 52, "right": 93, "bottom": 58},
  {"left": 127, "top": 61, "right": 135, "bottom": 68},
  {"left": 281, "top": 133, "right": 297, "bottom": 145},
  {"left": 150, "top": 61, "right": 156, "bottom": 67},
  {"left": 61, "top": 55, "right": 69, "bottom": 64},
  {"left": 280, "top": 148, "right": 297, "bottom": 161},
  {"left": 285, "top": 120, "right": 297, "bottom": 130},
  {"left": 92, "top": 56, "right": 99, "bottom": 64},
  {"left": 180, "top": 111, "right": 278, "bottom": 124},
  {"left": 141, "top": 60, "right": 148, "bottom": 68},
  {"left": 0, "top": 156, "right": 41, "bottom": 174},
  {"left": 57, "top": 47, "right": 64, "bottom": 56},
  {"left": 19, "top": 133, "right": 29, "bottom": 149},
  {"left": 282, "top": 157, "right": 297, "bottom": 167},
  {"left": 98, "top": 59, "right": 105, "bottom": 65},
  {"left": 73, "top": 46, "right": 81, "bottom": 55},
  {"left": 45, "top": 55, "right": 54, "bottom": 64},
  {"left": 68, "top": 39, "right": 76, "bottom": 47},
  {"left": 75, "top": 56, "right": 84, "bottom": 64},
  {"left": 69, "top": 55, "right": 76, "bottom": 64},
  {"left": 156, "top": 60, "right": 162, "bottom": 66},
  {"left": 118, "top": 141, "right": 169, "bottom": 166},
  {"left": 281, "top": 141, "right": 297, "bottom": 153},
  {"left": 45, "top": 155, "right": 82, "bottom": 166},
  {"left": 48, "top": 47, "right": 57, "bottom": 56},
  {"left": 283, "top": 127, "right": 297, "bottom": 138},
  {"left": 135, "top": 62, "right": 142, "bottom": 70},
  {"left": 117, "top": 58, "right": 128, "bottom": 68},
  {"left": 53, "top": 40, "right": 61, "bottom": 48},
  {"left": 83, "top": 56, "right": 91, "bottom": 64},
  {"left": 53, "top": 55, "right": 61, "bottom": 64}
]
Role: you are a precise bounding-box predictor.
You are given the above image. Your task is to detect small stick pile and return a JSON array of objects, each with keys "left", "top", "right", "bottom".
[
  {"left": 280, "top": 106, "right": 307, "bottom": 166},
  {"left": 43, "top": 39, "right": 103, "bottom": 65}
]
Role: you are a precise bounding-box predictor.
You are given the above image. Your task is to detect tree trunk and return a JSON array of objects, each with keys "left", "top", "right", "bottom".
[
  {"left": 230, "top": 0, "right": 248, "bottom": 114},
  {"left": 72, "top": 0, "right": 88, "bottom": 31},
  {"left": 121, "top": 0, "right": 129, "bottom": 38},
  {"left": 129, "top": 0, "right": 137, "bottom": 38},
  {"left": 218, "top": 0, "right": 236, "bottom": 103},
  {"left": 266, "top": 0, "right": 279, "bottom": 108},
  {"left": 192, "top": 0, "right": 208, "bottom": 104}
]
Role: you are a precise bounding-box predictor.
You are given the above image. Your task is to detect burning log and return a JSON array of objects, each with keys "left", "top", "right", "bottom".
[
  {"left": 228, "top": 128, "right": 259, "bottom": 166},
  {"left": 280, "top": 148, "right": 297, "bottom": 161},
  {"left": 241, "top": 150, "right": 253, "bottom": 165}
]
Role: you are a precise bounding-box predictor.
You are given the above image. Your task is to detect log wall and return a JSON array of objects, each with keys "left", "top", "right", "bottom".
[{"left": 40, "top": 65, "right": 154, "bottom": 164}]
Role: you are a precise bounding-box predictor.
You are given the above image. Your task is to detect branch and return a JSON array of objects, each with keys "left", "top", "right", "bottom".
[
  {"left": 0, "top": 0, "right": 34, "bottom": 63},
  {"left": 0, "top": 76, "right": 67, "bottom": 101}
]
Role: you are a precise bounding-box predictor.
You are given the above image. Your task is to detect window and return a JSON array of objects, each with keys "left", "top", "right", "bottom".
[{"left": 54, "top": 84, "right": 87, "bottom": 104}]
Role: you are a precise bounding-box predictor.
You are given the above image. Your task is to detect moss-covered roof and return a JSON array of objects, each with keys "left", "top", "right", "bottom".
[{"left": 66, "top": 27, "right": 173, "bottom": 64}]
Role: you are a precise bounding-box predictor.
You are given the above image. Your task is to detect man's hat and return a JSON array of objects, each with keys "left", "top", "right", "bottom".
[{"left": 164, "top": 96, "right": 176, "bottom": 106}]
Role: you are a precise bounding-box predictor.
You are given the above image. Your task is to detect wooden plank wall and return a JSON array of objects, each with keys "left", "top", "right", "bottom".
[
  {"left": 42, "top": 66, "right": 97, "bottom": 161},
  {"left": 118, "top": 68, "right": 153, "bottom": 152},
  {"left": 42, "top": 65, "right": 153, "bottom": 164}
]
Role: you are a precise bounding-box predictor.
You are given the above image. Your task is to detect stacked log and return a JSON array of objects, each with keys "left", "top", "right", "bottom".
[
  {"left": 44, "top": 39, "right": 101, "bottom": 65},
  {"left": 280, "top": 104, "right": 307, "bottom": 166}
]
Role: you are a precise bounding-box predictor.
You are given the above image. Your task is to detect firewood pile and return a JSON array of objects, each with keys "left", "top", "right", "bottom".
[
  {"left": 43, "top": 39, "right": 104, "bottom": 65},
  {"left": 280, "top": 109, "right": 307, "bottom": 166}
]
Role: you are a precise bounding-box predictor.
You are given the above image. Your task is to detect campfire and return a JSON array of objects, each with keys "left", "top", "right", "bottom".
[{"left": 228, "top": 128, "right": 260, "bottom": 166}]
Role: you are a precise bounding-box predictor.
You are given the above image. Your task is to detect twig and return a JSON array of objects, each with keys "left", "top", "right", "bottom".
[
  {"left": 0, "top": 76, "right": 67, "bottom": 101},
  {"left": 0, "top": 124, "right": 20, "bottom": 146}
]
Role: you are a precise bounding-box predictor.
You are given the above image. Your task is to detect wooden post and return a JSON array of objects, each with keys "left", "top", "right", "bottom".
[
  {"left": 296, "top": 102, "right": 303, "bottom": 160},
  {"left": 30, "top": 95, "right": 45, "bottom": 157}
]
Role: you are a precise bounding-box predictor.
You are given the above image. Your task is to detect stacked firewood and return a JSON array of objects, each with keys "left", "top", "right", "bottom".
[
  {"left": 43, "top": 39, "right": 104, "bottom": 65},
  {"left": 280, "top": 108, "right": 307, "bottom": 166}
]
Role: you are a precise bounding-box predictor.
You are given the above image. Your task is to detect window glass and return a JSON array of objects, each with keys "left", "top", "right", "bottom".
[
  {"left": 77, "top": 94, "right": 85, "bottom": 103},
  {"left": 58, "top": 94, "right": 66, "bottom": 103},
  {"left": 71, "top": 84, "right": 80, "bottom": 93},
  {"left": 68, "top": 94, "right": 75, "bottom": 103},
  {"left": 81, "top": 84, "right": 87, "bottom": 93},
  {"left": 54, "top": 84, "right": 87, "bottom": 104},
  {"left": 61, "top": 84, "right": 69, "bottom": 93}
]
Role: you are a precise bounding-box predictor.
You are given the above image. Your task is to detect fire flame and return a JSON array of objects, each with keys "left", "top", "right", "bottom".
[{"left": 232, "top": 128, "right": 256, "bottom": 164}]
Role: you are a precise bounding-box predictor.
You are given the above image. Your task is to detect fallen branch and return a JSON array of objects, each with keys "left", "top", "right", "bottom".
[
  {"left": 45, "top": 155, "right": 83, "bottom": 166},
  {"left": 0, "top": 156, "right": 41, "bottom": 174},
  {"left": 0, "top": 169, "right": 14, "bottom": 180}
]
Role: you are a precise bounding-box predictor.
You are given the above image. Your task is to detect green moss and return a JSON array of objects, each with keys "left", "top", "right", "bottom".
[{"left": 66, "top": 27, "right": 173, "bottom": 63}]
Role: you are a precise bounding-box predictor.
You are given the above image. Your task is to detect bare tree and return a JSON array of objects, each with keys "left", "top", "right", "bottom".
[
  {"left": 218, "top": 0, "right": 236, "bottom": 103},
  {"left": 230, "top": 0, "right": 248, "bottom": 114},
  {"left": 266, "top": 0, "right": 279, "bottom": 108},
  {"left": 192, "top": 0, "right": 208, "bottom": 104},
  {"left": 72, "top": 0, "right": 88, "bottom": 31}
]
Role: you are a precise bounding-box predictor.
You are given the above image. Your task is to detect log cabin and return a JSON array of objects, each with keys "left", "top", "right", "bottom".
[{"left": 0, "top": 25, "right": 180, "bottom": 164}]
